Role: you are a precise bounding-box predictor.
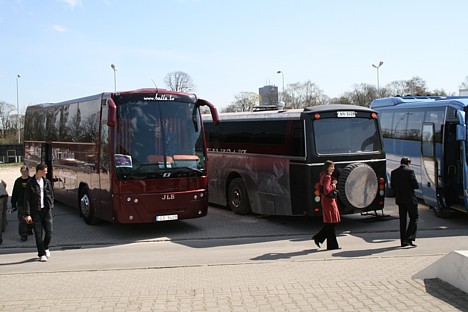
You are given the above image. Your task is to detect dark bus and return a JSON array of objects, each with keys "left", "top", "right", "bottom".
[
  {"left": 203, "top": 104, "right": 386, "bottom": 216},
  {"left": 371, "top": 96, "right": 468, "bottom": 216},
  {"left": 23, "top": 88, "right": 219, "bottom": 224}
]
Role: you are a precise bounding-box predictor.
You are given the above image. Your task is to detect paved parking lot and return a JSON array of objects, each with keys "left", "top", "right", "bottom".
[{"left": 1, "top": 164, "right": 468, "bottom": 311}]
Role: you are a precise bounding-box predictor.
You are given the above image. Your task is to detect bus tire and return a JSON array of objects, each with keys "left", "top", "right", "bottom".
[
  {"left": 228, "top": 178, "right": 252, "bottom": 215},
  {"left": 80, "top": 189, "right": 100, "bottom": 225},
  {"left": 337, "top": 163, "right": 378, "bottom": 210}
]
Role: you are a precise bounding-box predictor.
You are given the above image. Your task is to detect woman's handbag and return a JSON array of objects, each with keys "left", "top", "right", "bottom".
[
  {"left": 327, "top": 189, "right": 339, "bottom": 198},
  {"left": 320, "top": 185, "right": 339, "bottom": 198}
]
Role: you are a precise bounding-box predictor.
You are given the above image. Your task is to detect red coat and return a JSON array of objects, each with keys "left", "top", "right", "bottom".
[{"left": 320, "top": 173, "right": 341, "bottom": 224}]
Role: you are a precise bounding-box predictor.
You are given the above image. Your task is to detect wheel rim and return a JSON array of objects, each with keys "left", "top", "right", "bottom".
[
  {"left": 80, "top": 194, "right": 90, "bottom": 217},
  {"left": 231, "top": 189, "right": 241, "bottom": 208}
]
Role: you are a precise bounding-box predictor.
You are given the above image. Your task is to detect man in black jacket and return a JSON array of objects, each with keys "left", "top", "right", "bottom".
[
  {"left": 11, "top": 165, "right": 33, "bottom": 241},
  {"left": 24, "top": 163, "right": 54, "bottom": 262},
  {"left": 391, "top": 157, "right": 419, "bottom": 247}
]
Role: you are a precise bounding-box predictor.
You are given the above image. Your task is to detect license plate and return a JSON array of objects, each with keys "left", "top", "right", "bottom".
[
  {"left": 156, "top": 214, "right": 178, "bottom": 221},
  {"left": 337, "top": 111, "right": 356, "bottom": 117}
]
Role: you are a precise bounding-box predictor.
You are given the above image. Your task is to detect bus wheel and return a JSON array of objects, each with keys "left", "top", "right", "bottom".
[
  {"left": 337, "top": 163, "right": 378, "bottom": 210},
  {"left": 228, "top": 178, "right": 252, "bottom": 215},
  {"left": 80, "top": 189, "right": 99, "bottom": 225}
]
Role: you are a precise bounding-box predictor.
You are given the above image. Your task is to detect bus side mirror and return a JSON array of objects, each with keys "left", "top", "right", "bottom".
[
  {"left": 107, "top": 98, "right": 117, "bottom": 127},
  {"left": 456, "top": 124, "right": 466, "bottom": 141},
  {"left": 196, "top": 99, "right": 219, "bottom": 125}
]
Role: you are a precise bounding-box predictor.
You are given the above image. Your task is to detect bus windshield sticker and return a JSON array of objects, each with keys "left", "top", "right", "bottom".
[
  {"left": 114, "top": 154, "right": 133, "bottom": 168},
  {"left": 337, "top": 111, "right": 356, "bottom": 118},
  {"left": 143, "top": 94, "right": 175, "bottom": 101}
]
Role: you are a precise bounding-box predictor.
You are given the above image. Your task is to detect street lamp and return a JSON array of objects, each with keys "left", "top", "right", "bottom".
[
  {"left": 372, "top": 61, "right": 384, "bottom": 91},
  {"left": 16, "top": 74, "right": 21, "bottom": 144},
  {"left": 111, "top": 64, "right": 117, "bottom": 92},
  {"left": 276, "top": 70, "right": 284, "bottom": 101}
]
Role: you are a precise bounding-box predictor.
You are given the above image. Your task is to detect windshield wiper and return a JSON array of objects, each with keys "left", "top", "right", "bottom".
[{"left": 177, "top": 166, "right": 204, "bottom": 174}]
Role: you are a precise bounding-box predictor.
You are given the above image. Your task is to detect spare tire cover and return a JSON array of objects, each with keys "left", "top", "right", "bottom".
[{"left": 337, "top": 163, "right": 378, "bottom": 209}]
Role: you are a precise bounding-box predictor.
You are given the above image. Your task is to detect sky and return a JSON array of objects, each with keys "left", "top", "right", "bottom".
[{"left": 1, "top": 0, "right": 468, "bottom": 114}]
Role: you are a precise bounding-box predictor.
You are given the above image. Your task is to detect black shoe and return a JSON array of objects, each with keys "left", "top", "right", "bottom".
[
  {"left": 409, "top": 242, "right": 417, "bottom": 247},
  {"left": 312, "top": 236, "right": 321, "bottom": 248},
  {"left": 401, "top": 242, "right": 410, "bottom": 247},
  {"left": 327, "top": 247, "right": 341, "bottom": 250},
  {"left": 20, "top": 235, "right": 28, "bottom": 241}
]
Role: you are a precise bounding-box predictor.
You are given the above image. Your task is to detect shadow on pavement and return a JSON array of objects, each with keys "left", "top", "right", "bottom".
[
  {"left": 250, "top": 249, "right": 316, "bottom": 261},
  {"left": 423, "top": 278, "right": 468, "bottom": 309}
]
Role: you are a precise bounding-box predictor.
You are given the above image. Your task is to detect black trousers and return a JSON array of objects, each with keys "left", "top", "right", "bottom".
[
  {"left": 315, "top": 223, "right": 339, "bottom": 250},
  {"left": 31, "top": 208, "right": 53, "bottom": 257},
  {"left": 398, "top": 203, "right": 418, "bottom": 244}
]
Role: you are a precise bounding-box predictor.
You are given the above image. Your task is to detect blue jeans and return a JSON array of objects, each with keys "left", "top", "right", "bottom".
[{"left": 31, "top": 209, "right": 53, "bottom": 257}]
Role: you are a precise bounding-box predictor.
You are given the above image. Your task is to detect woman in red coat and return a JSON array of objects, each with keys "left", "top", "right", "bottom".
[{"left": 312, "top": 160, "right": 341, "bottom": 250}]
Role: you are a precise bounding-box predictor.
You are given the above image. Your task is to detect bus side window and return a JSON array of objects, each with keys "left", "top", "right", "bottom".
[
  {"left": 292, "top": 121, "right": 305, "bottom": 157},
  {"left": 392, "top": 112, "right": 408, "bottom": 139},
  {"left": 424, "top": 108, "right": 444, "bottom": 143}
]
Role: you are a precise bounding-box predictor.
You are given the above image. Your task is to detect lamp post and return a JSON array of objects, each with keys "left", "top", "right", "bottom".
[
  {"left": 372, "top": 61, "right": 384, "bottom": 91},
  {"left": 111, "top": 64, "right": 117, "bottom": 92},
  {"left": 276, "top": 70, "right": 284, "bottom": 101},
  {"left": 16, "top": 74, "right": 21, "bottom": 144}
]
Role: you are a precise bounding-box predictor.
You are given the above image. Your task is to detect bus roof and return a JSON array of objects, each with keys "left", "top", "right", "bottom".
[
  {"left": 203, "top": 104, "right": 376, "bottom": 122},
  {"left": 371, "top": 96, "right": 468, "bottom": 109},
  {"left": 26, "top": 88, "right": 200, "bottom": 111}
]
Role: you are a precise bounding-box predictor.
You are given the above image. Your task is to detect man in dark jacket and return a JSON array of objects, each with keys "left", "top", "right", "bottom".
[
  {"left": 11, "top": 165, "right": 33, "bottom": 241},
  {"left": 24, "top": 163, "right": 54, "bottom": 262},
  {"left": 391, "top": 157, "right": 419, "bottom": 247}
]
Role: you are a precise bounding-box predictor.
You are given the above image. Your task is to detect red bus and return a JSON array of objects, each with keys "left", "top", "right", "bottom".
[{"left": 23, "top": 88, "right": 219, "bottom": 225}]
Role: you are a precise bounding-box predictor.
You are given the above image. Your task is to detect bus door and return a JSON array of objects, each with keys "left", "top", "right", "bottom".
[
  {"left": 456, "top": 110, "right": 468, "bottom": 212},
  {"left": 421, "top": 123, "right": 437, "bottom": 207},
  {"left": 97, "top": 98, "right": 113, "bottom": 221},
  {"left": 443, "top": 123, "right": 463, "bottom": 208},
  {"left": 41, "top": 143, "right": 53, "bottom": 183}
]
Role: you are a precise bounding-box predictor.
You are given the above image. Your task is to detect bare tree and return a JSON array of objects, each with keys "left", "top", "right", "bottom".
[
  {"left": 283, "top": 80, "right": 328, "bottom": 108},
  {"left": 342, "top": 84, "right": 373, "bottom": 107},
  {"left": 405, "top": 76, "right": 428, "bottom": 95},
  {"left": 0, "top": 101, "right": 15, "bottom": 139},
  {"left": 223, "top": 92, "right": 259, "bottom": 112},
  {"left": 459, "top": 76, "right": 468, "bottom": 90},
  {"left": 385, "top": 80, "right": 407, "bottom": 96},
  {"left": 164, "top": 71, "right": 195, "bottom": 92}
]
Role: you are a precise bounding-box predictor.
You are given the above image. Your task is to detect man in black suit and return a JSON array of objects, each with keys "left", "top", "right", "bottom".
[{"left": 391, "top": 157, "right": 419, "bottom": 247}]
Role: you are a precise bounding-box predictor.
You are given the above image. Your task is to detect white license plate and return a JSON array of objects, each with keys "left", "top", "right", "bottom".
[
  {"left": 156, "top": 214, "right": 178, "bottom": 221},
  {"left": 337, "top": 111, "right": 356, "bottom": 117}
]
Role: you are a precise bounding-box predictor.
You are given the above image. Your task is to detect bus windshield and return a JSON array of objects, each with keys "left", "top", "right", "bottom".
[
  {"left": 313, "top": 117, "right": 381, "bottom": 154},
  {"left": 114, "top": 99, "right": 205, "bottom": 180}
]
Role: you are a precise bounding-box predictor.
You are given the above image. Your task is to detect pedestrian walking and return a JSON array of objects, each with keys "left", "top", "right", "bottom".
[
  {"left": 0, "top": 179, "right": 8, "bottom": 245},
  {"left": 391, "top": 156, "right": 419, "bottom": 247},
  {"left": 11, "top": 165, "right": 33, "bottom": 241},
  {"left": 24, "top": 163, "right": 54, "bottom": 262},
  {"left": 313, "top": 160, "right": 341, "bottom": 250}
]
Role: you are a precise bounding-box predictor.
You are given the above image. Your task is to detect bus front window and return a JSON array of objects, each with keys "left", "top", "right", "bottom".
[
  {"left": 313, "top": 117, "right": 382, "bottom": 154},
  {"left": 114, "top": 100, "right": 206, "bottom": 180}
]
